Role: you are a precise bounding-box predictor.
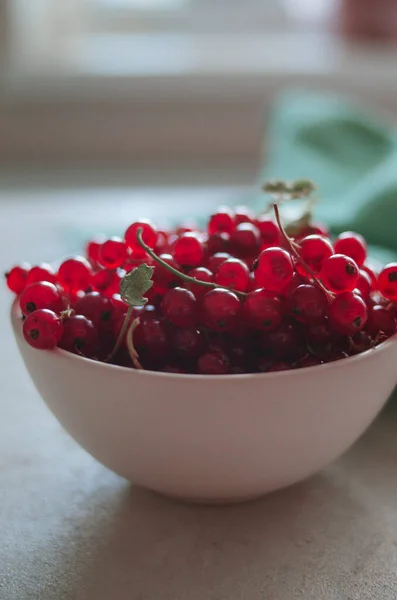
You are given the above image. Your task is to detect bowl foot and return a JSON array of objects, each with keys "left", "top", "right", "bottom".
[{"left": 149, "top": 488, "right": 265, "bottom": 506}]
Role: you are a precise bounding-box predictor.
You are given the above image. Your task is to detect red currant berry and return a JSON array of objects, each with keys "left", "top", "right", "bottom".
[
  {"left": 86, "top": 239, "right": 104, "bottom": 266},
  {"left": 320, "top": 254, "right": 359, "bottom": 293},
  {"left": 334, "top": 231, "right": 367, "bottom": 267},
  {"left": 208, "top": 207, "right": 235, "bottom": 235},
  {"left": 173, "top": 232, "right": 204, "bottom": 267},
  {"left": 216, "top": 258, "right": 249, "bottom": 292},
  {"left": 378, "top": 263, "right": 397, "bottom": 301},
  {"left": 161, "top": 365, "right": 189, "bottom": 374},
  {"left": 266, "top": 362, "right": 290, "bottom": 372},
  {"left": 197, "top": 351, "right": 230, "bottom": 374},
  {"left": 162, "top": 287, "right": 197, "bottom": 328},
  {"left": 202, "top": 288, "right": 241, "bottom": 331},
  {"left": 234, "top": 206, "right": 255, "bottom": 225},
  {"left": 306, "top": 321, "right": 332, "bottom": 346},
  {"left": 98, "top": 237, "right": 128, "bottom": 269},
  {"left": 297, "top": 223, "right": 329, "bottom": 239},
  {"left": 260, "top": 320, "right": 304, "bottom": 360},
  {"left": 207, "top": 232, "right": 230, "bottom": 255},
  {"left": 92, "top": 268, "right": 121, "bottom": 297},
  {"left": 155, "top": 230, "right": 170, "bottom": 253},
  {"left": 134, "top": 318, "right": 170, "bottom": 359},
  {"left": 255, "top": 217, "right": 280, "bottom": 248},
  {"left": 23, "top": 309, "right": 63, "bottom": 350},
  {"left": 26, "top": 263, "right": 57, "bottom": 286},
  {"left": 20, "top": 282, "right": 63, "bottom": 316},
  {"left": 290, "top": 284, "right": 329, "bottom": 324},
  {"left": 111, "top": 293, "right": 128, "bottom": 316},
  {"left": 185, "top": 267, "right": 214, "bottom": 299},
  {"left": 57, "top": 257, "right": 93, "bottom": 293},
  {"left": 59, "top": 315, "right": 98, "bottom": 357},
  {"left": 152, "top": 254, "right": 181, "bottom": 295},
  {"left": 254, "top": 247, "right": 294, "bottom": 292},
  {"left": 172, "top": 328, "right": 205, "bottom": 361},
  {"left": 207, "top": 252, "right": 231, "bottom": 274},
  {"left": 329, "top": 291, "right": 367, "bottom": 335},
  {"left": 5, "top": 263, "right": 31, "bottom": 294},
  {"left": 355, "top": 269, "right": 372, "bottom": 299},
  {"left": 243, "top": 289, "right": 283, "bottom": 331},
  {"left": 230, "top": 223, "right": 261, "bottom": 258},
  {"left": 366, "top": 305, "right": 397, "bottom": 337},
  {"left": 75, "top": 292, "right": 114, "bottom": 327},
  {"left": 125, "top": 220, "right": 158, "bottom": 257},
  {"left": 281, "top": 272, "right": 306, "bottom": 298},
  {"left": 297, "top": 235, "right": 334, "bottom": 275},
  {"left": 361, "top": 263, "right": 377, "bottom": 290}
]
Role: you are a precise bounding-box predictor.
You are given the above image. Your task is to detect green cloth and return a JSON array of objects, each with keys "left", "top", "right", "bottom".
[{"left": 255, "top": 92, "right": 397, "bottom": 265}]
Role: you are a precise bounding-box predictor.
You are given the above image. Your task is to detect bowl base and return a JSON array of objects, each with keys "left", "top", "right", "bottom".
[{"left": 150, "top": 488, "right": 264, "bottom": 506}]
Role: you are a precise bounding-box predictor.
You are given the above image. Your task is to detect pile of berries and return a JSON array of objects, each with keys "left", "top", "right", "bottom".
[{"left": 5, "top": 185, "right": 397, "bottom": 375}]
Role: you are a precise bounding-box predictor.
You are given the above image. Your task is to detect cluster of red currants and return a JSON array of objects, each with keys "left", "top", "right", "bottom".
[{"left": 5, "top": 203, "right": 397, "bottom": 374}]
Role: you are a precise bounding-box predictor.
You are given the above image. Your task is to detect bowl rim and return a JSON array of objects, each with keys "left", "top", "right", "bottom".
[{"left": 11, "top": 299, "right": 397, "bottom": 382}]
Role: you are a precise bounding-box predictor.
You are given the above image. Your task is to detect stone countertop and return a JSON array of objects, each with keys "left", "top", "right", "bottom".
[{"left": 1, "top": 179, "right": 397, "bottom": 600}]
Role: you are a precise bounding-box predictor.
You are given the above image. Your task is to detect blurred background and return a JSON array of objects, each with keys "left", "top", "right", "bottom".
[
  {"left": 2, "top": 0, "right": 397, "bottom": 172},
  {"left": 1, "top": 0, "right": 397, "bottom": 257}
]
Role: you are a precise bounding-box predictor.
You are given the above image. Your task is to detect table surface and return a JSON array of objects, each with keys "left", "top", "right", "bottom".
[{"left": 1, "top": 174, "right": 397, "bottom": 600}]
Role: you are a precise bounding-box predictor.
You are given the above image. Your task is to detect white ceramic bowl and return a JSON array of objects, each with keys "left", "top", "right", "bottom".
[{"left": 11, "top": 302, "right": 397, "bottom": 503}]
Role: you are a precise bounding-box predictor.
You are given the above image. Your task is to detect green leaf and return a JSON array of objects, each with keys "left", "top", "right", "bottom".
[{"left": 120, "top": 263, "right": 154, "bottom": 307}]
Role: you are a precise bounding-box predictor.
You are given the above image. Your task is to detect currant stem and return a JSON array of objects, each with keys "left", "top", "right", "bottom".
[
  {"left": 126, "top": 317, "right": 143, "bottom": 370},
  {"left": 105, "top": 305, "right": 134, "bottom": 363},
  {"left": 136, "top": 228, "right": 247, "bottom": 299},
  {"left": 273, "top": 203, "right": 334, "bottom": 301}
]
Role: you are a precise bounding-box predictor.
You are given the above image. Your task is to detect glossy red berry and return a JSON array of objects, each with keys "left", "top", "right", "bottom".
[
  {"left": 98, "top": 237, "right": 128, "bottom": 269},
  {"left": 243, "top": 289, "right": 283, "bottom": 331},
  {"left": 134, "top": 318, "right": 170, "bottom": 359},
  {"left": 152, "top": 254, "right": 181, "bottom": 294},
  {"left": 297, "top": 223, "right": 329, "bottom": 239},
  {"left": 378, "top": 263, "right": 397, "bottom": 301},
  {"left": 234, "top": 206, "right": 255, "bottom": 225},
  {"left": 19, "top": 282, "right": 63, "bottom": 316},
  {"left": 5, "top": 263, "right": 31, "bottom": 294},
  {"left": 306, "top": 321, "right": 332, "bottom": 346},
  {"left": 125, "top": 220, "right": 158, "bottom": 257},
  {"left": 92, "top": 268, "right": 121, "bottom": 297},
  {"left": 216, "top": 258, "right": 249, "bottom": 292},
  {"left": 57, "top": 257, "right": 92, "bottom": 293},
  {"left": 361, "top": 263, "right": 377, "bottom": 290},
  {"left": 59, "top": 315, "right": 98, "bottom": 356},
  {"left": 329, "top": 291, "right": 367, "bottom": 335},
  {"left": 23, "top": 309, "right": 63, "bottom": 349},
  {"left": 173, "top": 233, "right": 204, "bottom": 267},
  {"left": 74, "top": 292, "right": 114, "bottom": 327},
  {"left": 207, "top": 232, "right": 230, "bottom": 255},
  {"left": 185, "top": 267, "right": 214, "bottom": 299},
  {"left": 254, "top": 247, "right": 294, "bottom": 292},
  {"left": 162, "top": 287, "right": 197, "bottom": 328},
  {"left": 320, "top": 254, "right": 359, "bottom": 293},
  {"left": 366, "top": 305, "right": 397, "bottom": 336},
  {"left": 202, "top": 288, "right": 241, "bottom": 331},
  {"left": 290, "top": 284, "right": 329, "bottom": 324},
  {"left": 155, "top": 230, "right": 170, "bottom": 253},
  {"left": 197, "top": 351, "right": 230, "bottom": 374},
  {"left": 26, "top": 263, "right": 57, "bottom": 286},
  {"left": 86, "top": 239, "right": 103, "bottom": 266},
  {"left": 260, "top": 320, "right": 303, "bottom": 360},
  {"left": 230, "top": 223, "right": 261, "bottom": 258},
  {"left": 172, "top": 328, "right": 205, "bottom": 361},
  {"left": 110, "top": 293, "right": 128, "bottom": 316},
  {"left": 334, "top": 231, "right": 367, "bottom": 267},
  {"left": 297, "top": 235, "right": 334, "bottom": 275},
  {"left": 208, "top": 207, "right": 235, "bottom": 235},
  {"left": 255, "top": 217, "right": 280, "bottom": 248},
  {"left": 355, "top": 269, "right": 372, "bottom": 299},
  {"left": 207, "top": 252, "right": 231, "bottom": 274}
]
